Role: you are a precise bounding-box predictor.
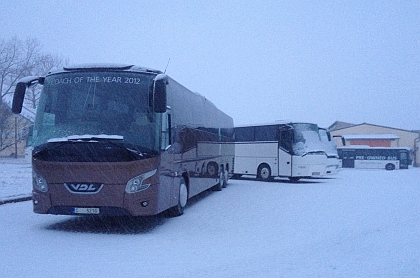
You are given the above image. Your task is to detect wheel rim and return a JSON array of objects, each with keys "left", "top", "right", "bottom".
[
  {"left": 224, "top": 170, "right": 229, "bottom": 186},
  {"left": 260, "top": 167, "right": 270, "bottom": 179},
  {"left": 179, "top": 182, "right": 188, "bottom": 207},
  {"left": 219, "top": 170, "right": 225, "bottom": 187},
  {"left": 208, "top": 164, "right": 217, "bottom": 177}
]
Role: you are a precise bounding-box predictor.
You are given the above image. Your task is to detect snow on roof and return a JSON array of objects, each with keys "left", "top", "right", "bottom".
[
  {"left": 235, "top": 120, "right": 314, "bottom": 128},
  {"left": 342, "top": 134, "right": 400, "bottom": 140},
  {"left": 53, "top": 63, "right": 162, "bottom": 75}
]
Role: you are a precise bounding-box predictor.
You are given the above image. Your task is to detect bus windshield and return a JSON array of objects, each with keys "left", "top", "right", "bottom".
[
  {"left": 31, "top": 71, "right": 159, "bottom": 152},
  {"left": 292, "top": 123, "right": 324, "bottom": 156}
]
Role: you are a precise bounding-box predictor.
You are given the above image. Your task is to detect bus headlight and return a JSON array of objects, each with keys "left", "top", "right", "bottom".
[
  {"left": 125, "top": 169, "right": 157, "bottom": 193},
  {"left": 33, "top": 172, "right": 48, "bottom": 192}
]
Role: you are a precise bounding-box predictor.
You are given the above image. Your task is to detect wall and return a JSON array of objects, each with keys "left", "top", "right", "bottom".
[{"left": 347, "top": 139, "right": 392, "bottom": 147}]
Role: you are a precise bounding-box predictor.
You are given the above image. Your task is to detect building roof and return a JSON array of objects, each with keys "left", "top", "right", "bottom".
[
  {"left": 328, "top": 121, "right": 356, "bottom": 131},
  {"left": 330, "top": 122, "right": 419, "bottom": 134}
]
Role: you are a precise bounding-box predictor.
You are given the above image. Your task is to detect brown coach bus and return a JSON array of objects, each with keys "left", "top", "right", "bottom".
[{"left": 12, "top": 64, "right": 234, "bottom": 217}]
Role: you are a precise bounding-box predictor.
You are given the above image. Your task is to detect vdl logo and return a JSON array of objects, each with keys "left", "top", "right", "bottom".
[{"left": 64, "top": 183, "right": 104, "bottom": 194}]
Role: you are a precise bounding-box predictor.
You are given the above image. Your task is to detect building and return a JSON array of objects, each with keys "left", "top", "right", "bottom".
[
  {"left": 0, "top": 102, "right": 32, "bottom": 158},
  {"left": 329, "top": 122, "right": 420, "bottom": 167}
]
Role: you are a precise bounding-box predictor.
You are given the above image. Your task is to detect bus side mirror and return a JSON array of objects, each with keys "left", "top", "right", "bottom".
[
  {"left": 153, "top": 74, "right": 167, "bottom": 113},
  {"left": 12, "top": 82, "right": 27, "bottom": 114},
  {"left": 12, "top": 76, "right": 43, "bottom": 114}
]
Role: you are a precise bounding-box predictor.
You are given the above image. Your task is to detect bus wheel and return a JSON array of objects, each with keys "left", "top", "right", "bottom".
[
  {"left": 212, "top": 169, "right": 224, "bottom": 191},
  {"left": 257, "top": 164, "right": 271, "bottom": 181},
  {"left": 385, "top": 163, "right": 395, "bottom": 171},
  {"left": 289, "top": 177, "right": 300, "bottom": 183},
  {"left": 167, "top": 178, "right": 188, "bottom": 217},
  {"left": 207, "top": 162, "right": 218, "bottom": 177},
  {"left": 223, "top": 169, "right": 229, "bottom": 188}
]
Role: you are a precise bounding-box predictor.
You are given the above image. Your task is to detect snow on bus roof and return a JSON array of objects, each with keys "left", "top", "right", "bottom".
[
  {"left": 49, "top": 63, "right": 162, "bottom": 75},
  {"left": 234, "top": 121, "right": 316, "bottom": 128},
  {"left": 338, "top": 145, "right": 410, "bottom": 150},
  {"left": 342, "top": 134, "right": 400, "bottom": 140}
]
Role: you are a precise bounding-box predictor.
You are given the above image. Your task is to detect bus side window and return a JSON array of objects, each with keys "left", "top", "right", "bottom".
[
  {"left": 234, "top": 127, "right": 254, "bottom": 142},
  {"left": 255, "top": 125, "right": 278, "bottom": 141}
]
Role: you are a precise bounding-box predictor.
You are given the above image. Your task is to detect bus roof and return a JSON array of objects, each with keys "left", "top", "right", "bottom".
[
  {"left": 234, "top": 121, "right": 317, "bottom": 128},
  {"left": 48, "top": 63, "right": 162, "bottom": 75},
  {"left": 337, "top": 146, "right": 410, "bottom": 150}
]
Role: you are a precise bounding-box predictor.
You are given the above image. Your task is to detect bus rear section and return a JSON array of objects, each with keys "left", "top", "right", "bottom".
[{"left": 318, "top": 128, "right": 340, "bottom": 175}]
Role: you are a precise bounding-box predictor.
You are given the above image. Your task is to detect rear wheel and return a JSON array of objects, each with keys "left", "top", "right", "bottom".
[
  {"left": 167, "top": 178, "right": 188, "bottom": 217},
  {"left": 289, "top": 177, "right": 300, "bottom": 183},
  {"left": 213, "top": 167, "right": 224, "bottom": 191},
  {"left": 207, "top": 162, "right": 218, "bottom": 177},
  {"left": 257, "top": 164, "right": 271, "bottom": 181},
  {"left": 385, "top": 163, "right": 395, "bottom": 171},
  {"left": 223, "top": 169, "right": 229, "bottom": 188}
]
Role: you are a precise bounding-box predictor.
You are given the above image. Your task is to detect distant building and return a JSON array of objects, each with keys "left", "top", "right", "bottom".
[
  {"left": 330, "top": 122, "right": 420, "bottom": 167},
  {"left": 327, "top": 121, "right": 356, "bottom": 131},
  {"left": 0, "top": 102, "right": 32, "bottom": 158}
]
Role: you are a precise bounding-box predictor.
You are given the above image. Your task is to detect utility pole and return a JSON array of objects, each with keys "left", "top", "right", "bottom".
[{"left": 14, "top": 116, "right": 18, "bottom": 159}]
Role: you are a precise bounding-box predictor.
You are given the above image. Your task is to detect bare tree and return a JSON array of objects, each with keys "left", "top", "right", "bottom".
[
  {"left": 0, "top": 37, "right": 41, "bottom": 104},
  {"left": 0, "top": 36, "right": 68, "bottom": 157},
  {"left": 24, "top": 53, "right": 69, "bottom": 109},
  {"left": 1, "top": 36, "right": 68, "bottom": 108}
]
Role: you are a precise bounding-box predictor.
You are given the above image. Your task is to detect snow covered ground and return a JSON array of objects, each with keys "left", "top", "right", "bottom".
[
  {"left": 0, "top": 158, "right": 419, "bottom": 277},
  {"left": 0, "top": 158, "right": 32, "bottom": 204}
]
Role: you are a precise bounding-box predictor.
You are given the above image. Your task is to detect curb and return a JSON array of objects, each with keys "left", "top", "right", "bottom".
[{"left": 0, "top": 195, "right": 32, "bottom": 205}]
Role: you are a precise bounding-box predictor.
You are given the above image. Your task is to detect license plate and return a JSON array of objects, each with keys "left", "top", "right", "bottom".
[{"left": 72, "top": 207, "right": 100, "bottom": 214}]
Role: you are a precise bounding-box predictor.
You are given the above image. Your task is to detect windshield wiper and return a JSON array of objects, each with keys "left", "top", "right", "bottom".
[{"left": 46, "top": 134, "right": 147, "bottom": 158}]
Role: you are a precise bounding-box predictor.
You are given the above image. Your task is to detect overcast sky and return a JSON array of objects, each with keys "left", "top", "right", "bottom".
[{"left": 1, "top": 0, "right": 419, "bottom": 130}]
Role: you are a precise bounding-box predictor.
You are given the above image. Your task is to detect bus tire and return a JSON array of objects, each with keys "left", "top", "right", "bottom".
[
  {"left": 257, "top": 164, "right": 271, "bottom": 181},
  {"left": 207, "top": 162, "right": 218, "bottom": 177},
  {"left": 212, "top": 168, "right": 224, "bottom": 191},
  {"left": 385, "top": 163, "right": 395, "bottom": 171},
  {"left": 223, "top": 169, "right": 229, "bottom": 188},
  {"left": 289, "top": 177, "right": 300, "bottom": 183},
  {"left": 167, "top": 177, "right": 188, "bottom": 217}
]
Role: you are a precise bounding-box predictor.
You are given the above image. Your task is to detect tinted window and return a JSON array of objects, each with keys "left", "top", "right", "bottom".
[
  {"left": 234, "top": 127, "right": 254, "bottom": 142},
  {"left": 255, "top": 125, "right": 278, "bottom": 141}
]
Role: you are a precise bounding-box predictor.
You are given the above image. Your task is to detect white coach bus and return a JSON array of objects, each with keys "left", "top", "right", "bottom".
[
  {"left": 233, "top": 122, "right": 328, "bottom": 182},
  {"left": 337, "top": 146, "right": 411, "bottom": 170}
]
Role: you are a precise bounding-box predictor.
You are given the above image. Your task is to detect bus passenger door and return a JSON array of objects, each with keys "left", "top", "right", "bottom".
[
  {"left": 341, "top": 150, "right": 355, "bottom": 168},
  {"left": 278, "top": 148, "right": 292, "bottom": 177},
  {"left": 278, "top": 127, "right": 293, "bottom": 177},
  {"left": 399, "top": 150, "right": 409, "bottom": 169},
  {"left": 159, "top": 109, "right": 175, "bottom": 208}
]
